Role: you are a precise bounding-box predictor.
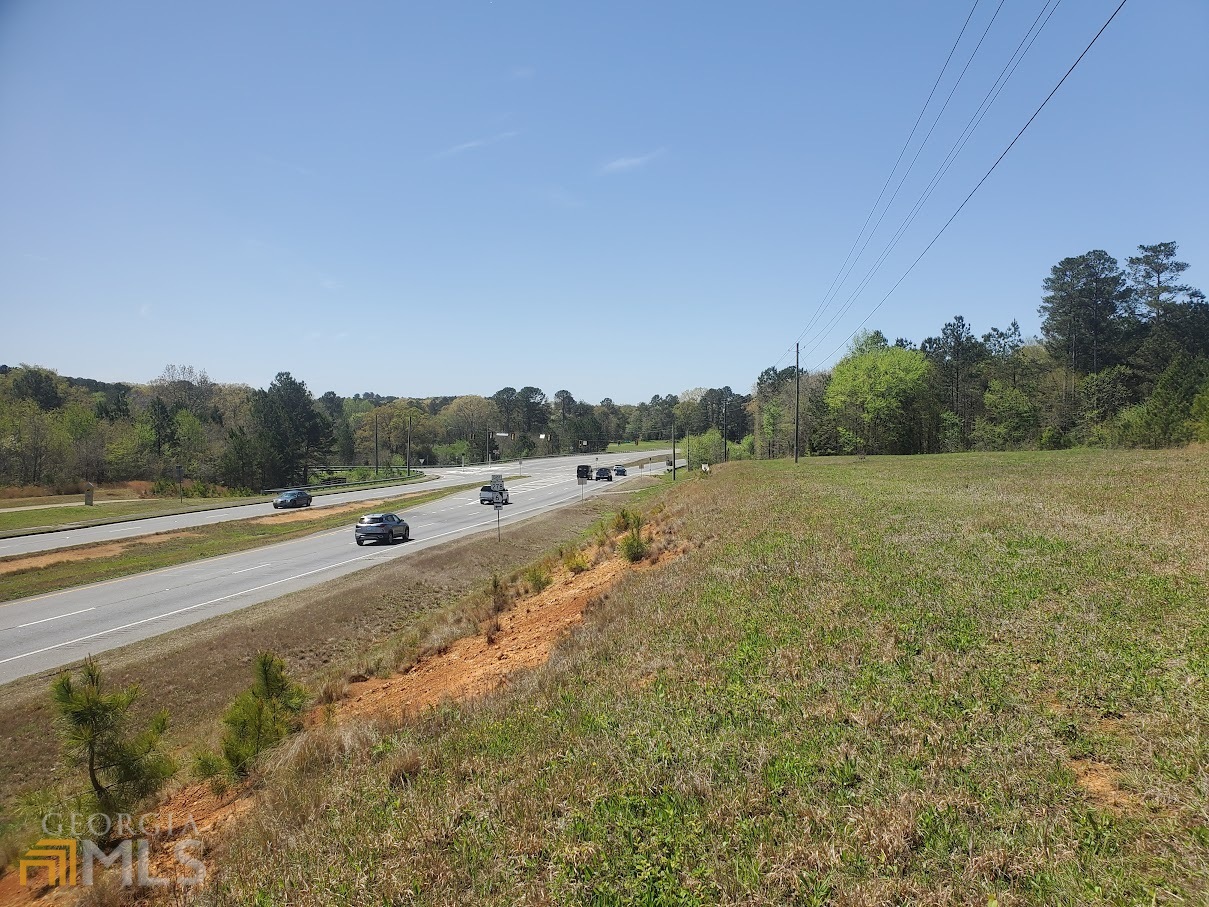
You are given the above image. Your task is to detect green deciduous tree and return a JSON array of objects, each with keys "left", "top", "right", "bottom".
[{"left": 825, "top": 332, "right": 932, "bottom": 454}]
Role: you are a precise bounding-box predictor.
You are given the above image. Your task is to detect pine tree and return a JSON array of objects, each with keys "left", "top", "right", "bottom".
[{"left": 50, "top": 658, "right": 175, "bottom": 817}]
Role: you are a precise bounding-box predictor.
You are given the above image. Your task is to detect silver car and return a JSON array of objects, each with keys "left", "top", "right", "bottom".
[{"left": 355, "top": 512, "right": 410, "bottom": 545}]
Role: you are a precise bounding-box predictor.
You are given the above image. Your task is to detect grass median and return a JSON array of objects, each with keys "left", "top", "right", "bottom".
[
  {"left": 0, "top": 480, "right": 487, "bottom": 603},
  {"left": 0, "top": 473, "right": 435, "bottom": 537}
]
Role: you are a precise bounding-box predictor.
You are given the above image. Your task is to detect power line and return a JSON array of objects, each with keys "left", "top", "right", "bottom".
[
  {"left": 797, "top": 0, "right": 1065, "bottom": 363},
  {"left": 787, "top": 0, "right": 1011, "bottom": 362},
  {"left": 809, "top": 0, "right": 1130, "bottom": 369},
  {"left": 772, "top": 0, "right": 983, "bottom": 369}
]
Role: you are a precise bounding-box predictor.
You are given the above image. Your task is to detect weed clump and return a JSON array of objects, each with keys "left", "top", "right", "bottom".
[
  {"left": 523, "top": 565, "right": 552, "bottom": 594},
  {"left": 562, "top": 549, "right": 590, "bottom": 574}
]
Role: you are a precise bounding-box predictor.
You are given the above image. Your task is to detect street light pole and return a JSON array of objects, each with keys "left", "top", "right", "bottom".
[{"left": 406, "top": 416, "right": 412, "bottom": 477}]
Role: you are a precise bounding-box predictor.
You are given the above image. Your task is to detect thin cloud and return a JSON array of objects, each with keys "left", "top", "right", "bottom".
[
  {"left": 601, "top": 148, "right": 665, "bottom": 174},
  {"left": 435, "top": 130, "right": 519, "bottom": 158}
]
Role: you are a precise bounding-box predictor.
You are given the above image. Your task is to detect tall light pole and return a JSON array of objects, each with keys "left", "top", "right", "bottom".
[{"left": 406, "top": 416, "right": 412, "bottom": 477}]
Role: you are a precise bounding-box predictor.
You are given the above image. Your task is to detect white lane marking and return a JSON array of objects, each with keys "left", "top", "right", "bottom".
[
  {"left": 0, "top": 552, "right": 380, "bottom": 667},
  {"left": 231, "top": 563, "right": 271, "bottom": 575},
  {"left": 18, "top": 607, "right": 95, "bottom": 628},
  {"left": 108, "top": 528, "right": 129, "bottom": 533}
]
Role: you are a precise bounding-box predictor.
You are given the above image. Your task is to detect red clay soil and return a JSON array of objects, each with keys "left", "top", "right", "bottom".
[{"left": 335, "top": 556, "right": 630, "bottom": 724}]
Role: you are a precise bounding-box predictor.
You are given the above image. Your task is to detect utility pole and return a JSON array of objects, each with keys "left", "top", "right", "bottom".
[
  {"left": 374, "top": 412, "right": 380, "bottom": 474},
  {"left": 722, "top": 399, "right": 728, "bottom": 462},
  {"left": 671, "top": 425, "right": 677, "bottom": 481},
  {"left": 406, "top": 416, "right": 412, "bottom": 477},
  {"left": 794, "top": 342, "right": 800, "bottom": 464}
]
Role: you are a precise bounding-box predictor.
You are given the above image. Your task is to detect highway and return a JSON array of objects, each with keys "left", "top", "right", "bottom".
[
  {"left": 0, "top": 451, "right": 666, "bottom": 558},
  {"left": 0, "top": 451, "right": 672, "bottom": 684}
]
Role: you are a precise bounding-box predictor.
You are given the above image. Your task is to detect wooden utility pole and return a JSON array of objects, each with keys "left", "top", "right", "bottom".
[
  {"left": 794, "top": 342, "right": 800, "bottom": 464},
  {"left": 671, "top": 426, "right": 677, "bottom": 481}
]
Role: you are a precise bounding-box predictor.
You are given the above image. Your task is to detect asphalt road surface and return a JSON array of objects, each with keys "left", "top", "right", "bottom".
[
  {"left": 0, "top": 452, "right": 674, "bottom": 684},
  {"left": 0, "top": 451, "right": 668, "bottom": 558}
]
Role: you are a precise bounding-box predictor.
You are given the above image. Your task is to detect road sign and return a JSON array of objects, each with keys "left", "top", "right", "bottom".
[
  {"left": 490, "top": 473, "right": 505, "bottom": 492},
  {"left": 577, "top": 477, "right": 587, "bottom": 486},
  {"left": 492, "top": 491, "right": 504, "bottom": 506}
]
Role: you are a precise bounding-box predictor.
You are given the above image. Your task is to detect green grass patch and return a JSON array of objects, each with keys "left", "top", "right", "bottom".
[
  {"left": 607, "top": 439, "right": 670, "bottom": 453},
  {"left": 0, "top": 480, "right": 478, "bottom": 602}
]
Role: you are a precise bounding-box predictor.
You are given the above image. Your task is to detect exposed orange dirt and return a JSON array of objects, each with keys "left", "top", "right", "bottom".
[
  {"left": 0, "top": 532, "right": 201, "bottom": 575},
  {"left": 335, "top": 556, "right": 630, "bottom": 723},
  {"left": 1070, "top": 758, "right": 1140, "bottom": 814}
]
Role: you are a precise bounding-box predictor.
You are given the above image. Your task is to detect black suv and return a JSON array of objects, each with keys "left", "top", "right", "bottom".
[{"left": 576, "top": 464, "right": 592, "bottom": 480}]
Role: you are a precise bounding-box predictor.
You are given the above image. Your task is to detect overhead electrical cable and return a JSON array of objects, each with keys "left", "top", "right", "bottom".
[
  {"left": 807, "top": 0, "right": 1131, "bottom": 369},
  {"left": 783, "top": 0, "right": 1010, "bottom": 365},
  {"left": 796, "top": 0, "right": 1065, "bottom": 363},
  {"left": 770, "top": 0, "right": 983, "bottom": 370}
]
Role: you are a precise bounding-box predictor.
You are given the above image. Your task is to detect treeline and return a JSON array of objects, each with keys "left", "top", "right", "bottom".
[
  {"left": 752, "top": 242, "right": 1209, "bottom": 456},
  {"left": 0, "top": 364, "right": 755, "bottom": 493}
]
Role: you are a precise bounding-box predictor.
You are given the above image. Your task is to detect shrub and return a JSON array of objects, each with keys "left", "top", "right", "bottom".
[
  {"left": 523, "top": 565, "right": 552, "bottom": 594},
  {"left": 611, "top": 508, "right": 644, "bottom": 535},
  {"left": 562, "top": 549, "right": 590, "bottom": 574},
  {"left": 619, "top": 528, "right": 649, "bottom": 563}
]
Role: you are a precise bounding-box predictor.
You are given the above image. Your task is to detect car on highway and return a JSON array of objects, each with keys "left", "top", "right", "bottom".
[
  {"left": 479, "top": 485, "right": 510, "bottom": 505},
  {"left": 355, "top": 512, "right": 410, "bottom": 545},
  {"left": 594, "top": 467, "right": 612, "bottom": 481},
  {"left": 273, "top": 490, "right": 312, "bottom": 509},
  {"left": 613, "top": 465, "right": 626, "bottom": 476},
  {"left": 576, "top": 464, "right": 592, "bottom": 480}
]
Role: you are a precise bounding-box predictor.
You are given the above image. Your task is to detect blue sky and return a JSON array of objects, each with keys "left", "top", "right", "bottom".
[{"left": 1, "top": 0, "right": 1205, "bottom": 403}]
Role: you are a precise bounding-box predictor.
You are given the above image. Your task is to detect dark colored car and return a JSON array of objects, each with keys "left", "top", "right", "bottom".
[
  {"left": 273, "top": 490, "right": 312, "bottom": 509},
  {"left": 576, "top": 464, "right": 592, "bottom": 480},
  {"left": 613, "top": 465, "right": 627, "bottom": 476},
  {"left": 594, "top": 467, "right": 612, "bottom": 481},
  {"left": 355, "top": 512, "right": 410, "bottom": 545}
]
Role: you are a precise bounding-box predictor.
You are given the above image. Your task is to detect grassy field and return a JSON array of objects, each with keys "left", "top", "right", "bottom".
[
  {"left": 0, "top": 479, "right": 481, "bottom": 602},
  {"left": 0, "top": 473, "right": 432, "bottom": 536},
  {"left": 196, "top": 448, "right": 1207, "bottom": 906}
]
